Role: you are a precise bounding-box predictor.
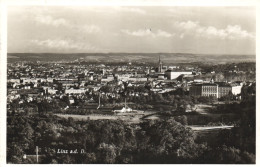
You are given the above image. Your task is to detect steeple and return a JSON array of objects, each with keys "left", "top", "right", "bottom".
[{"left": 158, "top": 55, "right": 163, "bottom": 72}]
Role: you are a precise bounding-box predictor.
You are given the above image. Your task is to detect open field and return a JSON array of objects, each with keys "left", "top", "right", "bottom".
[
  {"left": 55, "top": 101, "right": 238, "bottom": 125},
  {"left": 55, "top": 110, "right": 157, "bottom": 124},
  {"left": 56, "top": 113, "right": 117, "bottom": 120}
]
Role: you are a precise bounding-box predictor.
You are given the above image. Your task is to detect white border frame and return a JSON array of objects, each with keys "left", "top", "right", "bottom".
[{"left": 0, "top": 0, "right": 259, "bottom": 167}]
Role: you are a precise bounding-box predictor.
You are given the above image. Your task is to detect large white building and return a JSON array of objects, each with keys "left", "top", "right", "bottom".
[
  {"left": 190, "top": 82, "right": 243, "bottom": 98},
  {"left": 231, "top": 83, "right": 243, "bottom": 95},
  {"left": 165, "top": 70, "right": 193, "bottom": 80},
  {"left": 190, "top": 83, "right": 219, "bottom": 98}
]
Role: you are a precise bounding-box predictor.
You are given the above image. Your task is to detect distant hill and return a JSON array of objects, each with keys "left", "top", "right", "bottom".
[{"left": 7, "top": 53, "right": 255, "bottom": 64}]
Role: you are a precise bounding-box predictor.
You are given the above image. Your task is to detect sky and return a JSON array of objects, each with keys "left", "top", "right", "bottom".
[{"left": 7, "top": 6, "right": 255, "bottom": 55}]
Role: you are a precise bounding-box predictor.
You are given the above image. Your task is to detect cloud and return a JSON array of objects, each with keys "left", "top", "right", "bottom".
[
  {"left": 225, "top": 25, "right": 254, "bottom": 39},
  {"left": 175, "top": 21, "right": 199, "bottom": 30},
  {"left": 121, "top": 29, "right": 174, "bottom": 38},
  {"left": 174, "top": 21, "right": 254, "bottom": 40},
  {"left": 34, "top": 14, "right": 101, "bottom": 34},
  {"left": 35, "top": 15, "right": 69, "bottom": 27},
  {"left": 156, "top": 30, "right": 174, "bottom": 37},
  {"left": 30, "top": 39, "right": 99, "bottom": 51},
  {"left": 199, "top": 26, "right": 227, "bottom": 39}
]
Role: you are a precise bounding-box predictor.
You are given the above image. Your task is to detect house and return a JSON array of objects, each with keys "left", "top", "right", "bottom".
[
  {"left": 65, "top": 88, "right": 86, "bottom": 95},
  {"left": 69, "top": 97, "right": 75, "bottom": 104}
]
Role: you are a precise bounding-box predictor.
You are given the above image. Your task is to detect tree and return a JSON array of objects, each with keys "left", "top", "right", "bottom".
[
  {"left": 97, "top": 143, "right": 117, "bottom": 164},
  {"left": 83, "top": 152, "right": 97, "bottom": 163},
  {"left": 61, "top": 96, "right": 70, "bottom": 106},
  {"left": 10, "top": 99, "right": 20, "bottom": 111},
  {"left": 137, "top": 119, "right": 206, "bottom": 163},
  {"left": 201, "top": 145, "right": 255, "bottom": 164},
  {"left": 7, "top": 144, "right": 24, "bottom": 163},
  {"left": 100, "top": 85, "right": 113, "bottom": 93},
  {"left": 175, "top": 115, "right": 188, "bottom": 125}
]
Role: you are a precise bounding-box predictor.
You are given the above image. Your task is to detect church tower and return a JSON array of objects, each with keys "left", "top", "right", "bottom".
[{"left": 158, "top": 55, "right": 163, "bottom": 73}]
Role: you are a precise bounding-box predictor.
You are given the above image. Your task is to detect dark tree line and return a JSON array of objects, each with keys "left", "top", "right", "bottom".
[{"left": 7, "top": 111, "right": 255, "bottom": 164}]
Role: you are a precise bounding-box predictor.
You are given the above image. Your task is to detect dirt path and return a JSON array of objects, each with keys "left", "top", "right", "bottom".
[{"left": 188, "top": 125, "right": 234, "bottom": 131}]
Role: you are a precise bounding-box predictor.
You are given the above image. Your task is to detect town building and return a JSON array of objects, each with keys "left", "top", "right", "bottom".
[
  {"left": 165, "top": 70, "right": 193, "bottom": 80},
  {"left": 156, "top": 55, "right": 167, "bottom": 73},
  {"left": 190, "top": 81, "right": 243, "bottom": 98},
  {"left": 101, "top": 75, "right": 114, "bottom": 82},
  {"left": 65, "top": 88, "right": 86, "bottom": 95},
  {"left": 158, "top": 55, "right": 163, "bottom": 73},
  {"left": 190, "top": 83, "right": 218, "bottom": 98},
  {"left": 218, "top": 83, "right": 232, "bottom": 98},
  {"left": 231, "top": 82, "right": 243, "bottom": 95}
]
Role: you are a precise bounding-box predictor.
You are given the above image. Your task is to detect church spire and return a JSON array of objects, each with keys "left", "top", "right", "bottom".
[{"left": 158, "top": 55, "right": 163, "bottom": 73}]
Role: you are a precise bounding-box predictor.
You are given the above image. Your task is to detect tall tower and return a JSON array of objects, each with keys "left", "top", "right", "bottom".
[{"left": 158, "top": 55, "right": 163, "bottom": 73}]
